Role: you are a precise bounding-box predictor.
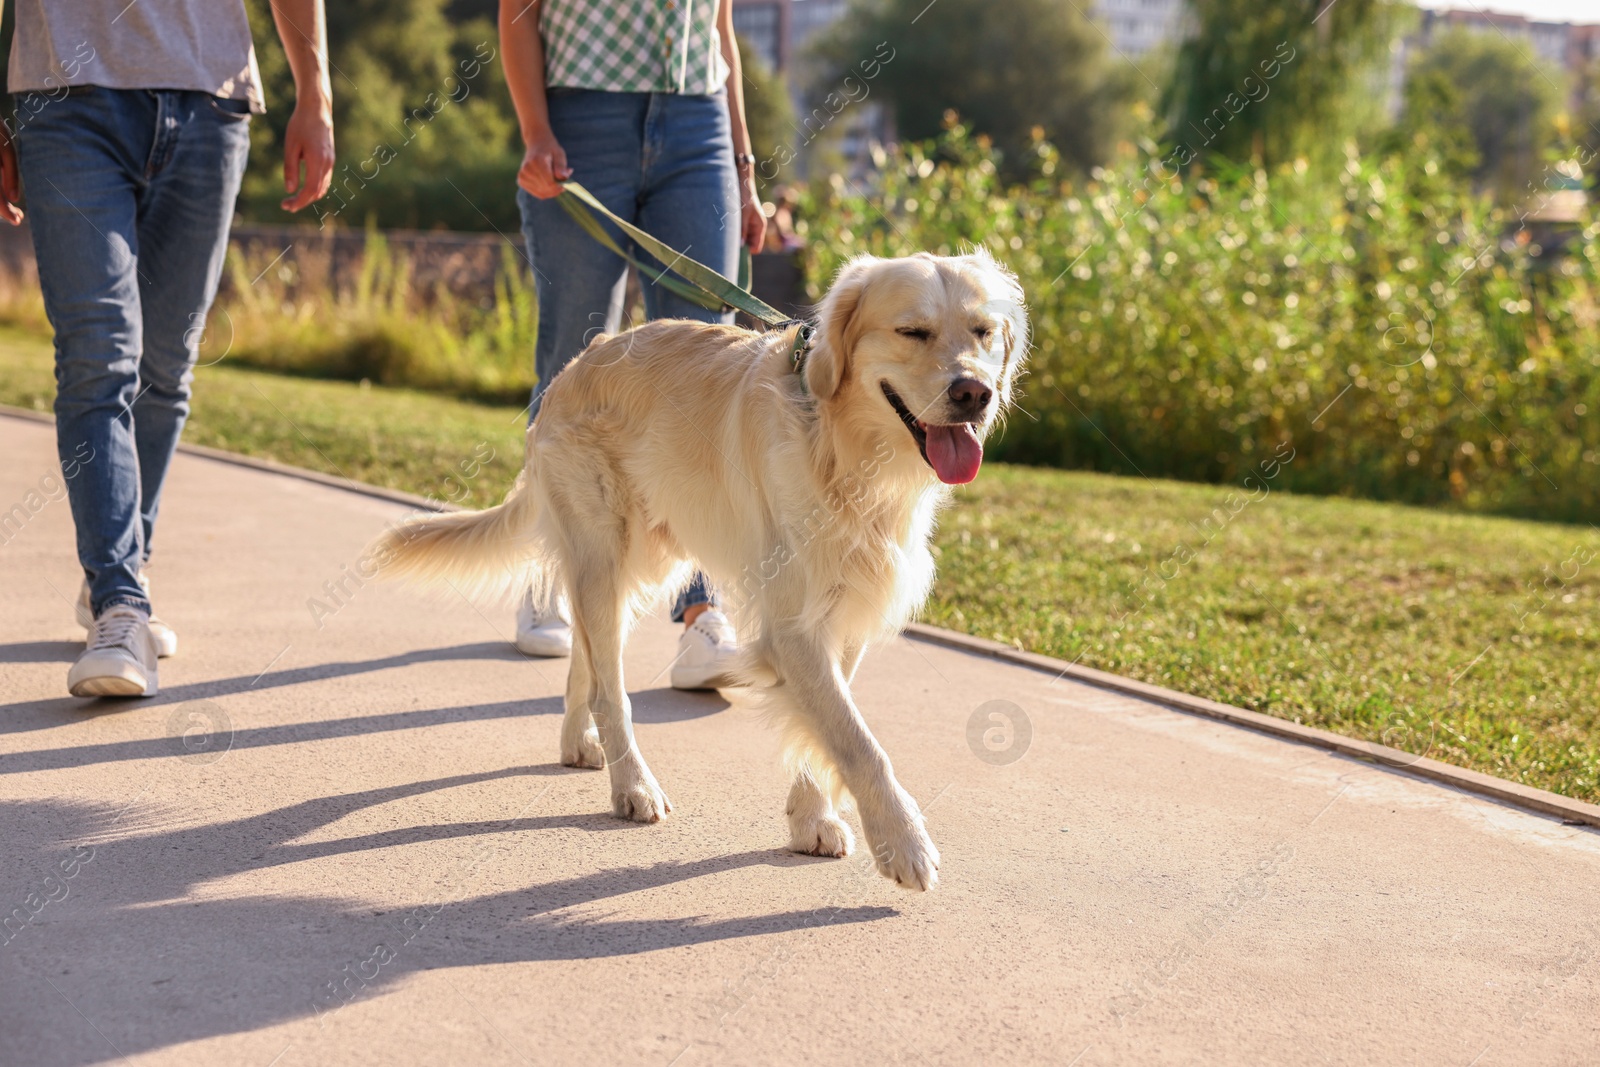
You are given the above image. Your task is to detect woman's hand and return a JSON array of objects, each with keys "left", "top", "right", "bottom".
[
  {"left": 519, "top": 128, "right": 571, "bottom": 199},
  {"left": 737, "top": 168, "right": 764, "bottom": 254}
]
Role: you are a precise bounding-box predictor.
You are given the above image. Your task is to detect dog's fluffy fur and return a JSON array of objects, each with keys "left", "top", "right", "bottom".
[{"left": 370, "top": 251, "right": 1028, "bottom": 890}]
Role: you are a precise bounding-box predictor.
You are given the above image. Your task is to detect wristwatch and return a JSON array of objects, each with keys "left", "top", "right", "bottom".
[{"left": 734, "top": 152, "right": 756, "bottom": 169}]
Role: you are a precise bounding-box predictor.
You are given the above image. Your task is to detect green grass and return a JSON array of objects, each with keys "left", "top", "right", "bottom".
[
  {"left": 3, "top": 325, "right": 1596, "bottom": 802},
  {"left": 934, "top": 466, "right": 1599, "bottom": 802}
]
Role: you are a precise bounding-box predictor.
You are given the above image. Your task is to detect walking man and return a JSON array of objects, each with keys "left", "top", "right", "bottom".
[{"left": 0, "top": 0, "right": 336, "bottom": 696}]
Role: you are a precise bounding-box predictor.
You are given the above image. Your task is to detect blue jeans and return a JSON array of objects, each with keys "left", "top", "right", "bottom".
[
  {"left": 15, "top": 88, "right": 250, "bottom": 617},
  {"left": 518, "top": 88, "right": 739, "bottom": 623}
]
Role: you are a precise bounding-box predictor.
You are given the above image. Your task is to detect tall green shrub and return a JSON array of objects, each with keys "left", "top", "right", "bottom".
[{"left": 801, "top": 127, "right": 1600, "bottom": 523}]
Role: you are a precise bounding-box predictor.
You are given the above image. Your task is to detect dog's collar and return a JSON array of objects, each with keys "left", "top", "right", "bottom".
[{"left": 779, "top": 320, "right": 816, "bottom": 394}]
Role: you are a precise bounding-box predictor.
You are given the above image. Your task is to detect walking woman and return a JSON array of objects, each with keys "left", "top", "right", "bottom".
[{"left": 499, "top": 0, "right": 765, "bottom": 687}]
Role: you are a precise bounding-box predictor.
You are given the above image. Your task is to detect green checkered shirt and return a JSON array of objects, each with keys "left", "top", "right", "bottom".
[{"left": 541, "top": 0, "right": 730, "bottom": 94}]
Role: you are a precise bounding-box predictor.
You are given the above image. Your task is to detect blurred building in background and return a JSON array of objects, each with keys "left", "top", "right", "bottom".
[
  {"left": 1392, "top": 7, "right": 1600, "bottom": 123},
  {"left": 1092, "top": 0, "right": 1188, "bottom": 56},
  {"left": 732, "top": 0, "right": 886, "bottom": 179},
  {"left": 1418, "top": 7, "right": 1600, "bottom": 79}
]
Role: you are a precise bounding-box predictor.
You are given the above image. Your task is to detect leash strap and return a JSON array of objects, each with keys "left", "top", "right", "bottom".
[
  {"left": 555, "top": 180, "right": 815, "bottom": 388},
  {"left": 558, "top": 180, "right": 786, "bottom": 323}
]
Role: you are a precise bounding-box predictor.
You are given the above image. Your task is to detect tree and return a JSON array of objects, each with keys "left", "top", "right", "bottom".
[
  {"left": 819, "top": 0, "right": 1129, "bottom": 177},
  {"left": 1381, "top": 67, "right": 1481, "bottom": 180},
  {"left": 1405, "top": 28, "right": 1565, "bottom": 198},
  {"left": 243, "top": 0, "right": 521, "bottom": 229},
  {"left": 1163, "top": 0, "right": 1401, "bottom": 169},
  {"left": 1573, "top": 55, "right": 1600, "bottom": 195}
]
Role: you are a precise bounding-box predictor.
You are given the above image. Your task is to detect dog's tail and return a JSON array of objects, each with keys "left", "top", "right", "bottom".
[{"left": 367, "top": 467, "right": 548, "bottom": 603}]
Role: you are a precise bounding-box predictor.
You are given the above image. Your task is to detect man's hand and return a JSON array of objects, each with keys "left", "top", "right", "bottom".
[
  {"left": 737, "top": 169, "right": 764, "bottom": 254},
  {"left": 281, "top": 100, "right": 334, "bottom": 212},
  {"left": 518, "top": 128, "right": 571, "bottom": 199},
  {"left": 268, "top": 0, "right": 334, "bottom": 212},
  {"left": 0, "top": 124, "right": 24, "bottom": 225}
]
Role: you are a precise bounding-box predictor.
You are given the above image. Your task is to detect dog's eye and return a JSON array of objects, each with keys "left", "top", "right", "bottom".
[
  {"left": 973, "top": 326, "right": 994, "bottom": 342},
  {"left": 896, "top": 326, "right": 933, "bottom": 341}
]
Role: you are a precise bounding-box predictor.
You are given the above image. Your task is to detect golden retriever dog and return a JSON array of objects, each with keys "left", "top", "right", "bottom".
[{"left": 370, "top": 250, "right": 1028, "bottom": 890}]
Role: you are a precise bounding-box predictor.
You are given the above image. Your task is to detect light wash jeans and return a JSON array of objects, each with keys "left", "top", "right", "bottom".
[
  {"left": 518, "top": 88, "right": 739, "bottom": 622},
  {"left": 16, "top": 87, "right": 250, "bottom": 617}
]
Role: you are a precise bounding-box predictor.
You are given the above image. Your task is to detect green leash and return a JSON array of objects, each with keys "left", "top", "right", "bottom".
[{"left": 554, "top": 180, "right": 815, "bottom": 382}]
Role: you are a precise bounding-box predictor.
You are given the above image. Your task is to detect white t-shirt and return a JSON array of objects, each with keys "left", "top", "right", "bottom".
[{"left": 7, "top": 0, "right": 265, "bottom": 113}]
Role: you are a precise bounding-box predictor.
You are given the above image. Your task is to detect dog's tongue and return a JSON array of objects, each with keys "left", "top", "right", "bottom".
[{"left": 924, "top": 423, "right": 984, "bottom": 484}]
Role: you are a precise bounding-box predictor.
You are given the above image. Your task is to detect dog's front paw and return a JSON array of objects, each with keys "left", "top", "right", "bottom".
[
  {"left": 788, "top": 810, "right": 854, "bottom": 858},
  {"left": 609, "top": 756, "right": 672, "bottom": 823},
  {"left": 861, "top": 791, "right": 940, "bottom": 891},
  {"left": 871, "top": 823, "right": 939, "bottom": 891},
  {"left": 561, "top": 727, "right": 605, "bottom": 770},
  {"left": 612, "top": 782, "right": 672, "bottom": 822}
]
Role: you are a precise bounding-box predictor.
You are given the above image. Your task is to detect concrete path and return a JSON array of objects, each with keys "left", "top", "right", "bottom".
[{"left": 1, "top": 412, "right": 1597, "bottom": 1066}]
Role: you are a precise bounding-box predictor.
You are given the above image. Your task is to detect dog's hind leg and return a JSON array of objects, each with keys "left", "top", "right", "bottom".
[
  {"left": 786, "top": 762, "right": 854, "bottom": 858},
  {"left": 769, "top": 627, "right": 938, "bottom": 890},
  {"left": 569, "top": 568, "right": 672, "bottom": 822},
  {"left": 559, "top": 637, "right": 605, "bottom": 770}
]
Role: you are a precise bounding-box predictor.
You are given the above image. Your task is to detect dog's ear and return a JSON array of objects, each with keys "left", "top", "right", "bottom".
[
  {"left": 807, "top": 255, "right": 877, "bottom": 400},
  {"left": 996, "top": 286, "right": 1029, "bottom": 371},
  {"left": 968, "top": 248, "right": 1029, "bottom": 400}
]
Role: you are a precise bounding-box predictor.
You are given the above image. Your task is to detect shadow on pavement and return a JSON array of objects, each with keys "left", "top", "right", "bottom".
[
  {"left": 0, "top": 769, "right": 892, "bottom": 1066},
  {"left": 0, "top": 698, "right": 564, "bottom": 775},
  {"left": 0, "top": 640, "right": 83, "bottom": 664},
  {"left": 0, "top": 689, "right": 730, "bottom": 775},
  {"left": 0, "top": 642, "right": 731, "bottom": 746},
  {"left": 0, "top": 641, "right": 541, "bottom": 725}
]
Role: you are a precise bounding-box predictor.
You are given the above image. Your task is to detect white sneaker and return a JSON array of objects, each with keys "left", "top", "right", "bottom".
[
  {"left": 76, "top": 572, "right": 177, "bottom": 658},
  {"left": 515, "top": 588, "right": 572, "bottom": 657},
  {"left": 671, "top": 609, "right": 740, "bottom": 690},
  {"left": 68, "top": 606, "right": 159, "bottom": 698}
]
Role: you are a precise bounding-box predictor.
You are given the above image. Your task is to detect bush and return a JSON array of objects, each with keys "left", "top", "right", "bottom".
[
  {"left": 800, "top": 125, "right": 1600, "bottom": 523},
  {"left": 216, "top": 233, "right": 538, "bottom": 407}
]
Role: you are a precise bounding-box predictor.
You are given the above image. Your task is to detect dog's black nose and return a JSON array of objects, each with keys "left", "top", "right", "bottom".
[{"left": 947, "top": 377, "right": 992, "bottom": 416}]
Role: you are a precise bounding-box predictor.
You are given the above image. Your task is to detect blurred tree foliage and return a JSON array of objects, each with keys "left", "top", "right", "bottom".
[
  {"left": 1163, "top": 0, "right": 1402, "bottom": 169},
  {"left": 1380, "top": 68, "right": 1481, "bottom": 181},
  {"left": 241, "top": 0, "right": 521, "bottom": 230},
  {"left": 1567, "top": 54, "right": 1600, "bottom": 194},
  {"left": 1405, "top": 28, "right": 1565, "bottom": 199},
  {"left": 819, "top": 0, "right": 1131, "bottom": 178},
  {"left": 737, "top": 35, "right": 796, "bottom": 195}
]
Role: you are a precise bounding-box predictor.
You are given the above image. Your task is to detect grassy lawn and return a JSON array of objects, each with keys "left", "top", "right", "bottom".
[
  {"left": 3, "top": 325, "right": 1596, "bottom": 802},
  {"left": 933, "top": 467, "right": 1598, "bottom": 804}
]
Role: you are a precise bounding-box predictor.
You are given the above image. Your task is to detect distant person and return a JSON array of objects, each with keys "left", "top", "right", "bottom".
[
  {"left": 0, "top": 0, "right": 336, "bottom": 697},
  {"left": 763, "top": 185, "right": 803, "bottom": 252},
  {"left": 500, "top": 0, "right": 765, "bottom": 689}
]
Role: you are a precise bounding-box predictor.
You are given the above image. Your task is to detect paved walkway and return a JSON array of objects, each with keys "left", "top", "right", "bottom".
[{"left": 1, "top": 412, "right": 1597, "bottom": 1066}]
